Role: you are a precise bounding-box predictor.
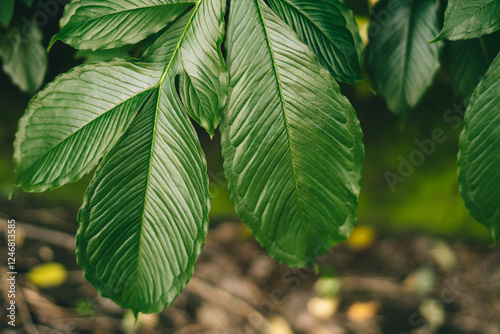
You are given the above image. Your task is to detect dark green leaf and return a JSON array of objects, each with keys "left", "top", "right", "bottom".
[
  {"left": 221, "top": 0, "right": 364, "bottom": 267},
  {"left": 446, "top": 32, "right": 500, "bottom": 99},
  {"left": 458, "top": 52, "right": 500, "bottom": 242},
  {"left": 49, "top": 0, "right": 195, "bottom": 50},
  {"left": 433, "top": 0, "right": 500, "bottom": 42},
  {"left": 366, "top": 0, "right": 443, "bottom": 117},
  {"left": 0, "top": 24, "right": 47, "bottom": 93},
  {"left": 266, "top": 0, "right": 364, "bottom": 83},
  {"left": 0, "top": 0, "right": 14, "bottom": 28}
]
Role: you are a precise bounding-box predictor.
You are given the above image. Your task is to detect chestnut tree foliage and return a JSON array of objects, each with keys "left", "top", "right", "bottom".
[{"left": 12, "top": 0, "right": 500, "bottom": 313}]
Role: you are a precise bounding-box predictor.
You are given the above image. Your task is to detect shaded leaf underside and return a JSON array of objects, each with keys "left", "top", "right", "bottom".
[
  {"left": 367, "top": 0, "right": 443, "bottom": 117},
  {"left": 446, "top": 33, "right": 500, "bottom": 99},
  {"left": 0, "top": 24, "right": 48, "bottom": 93}
]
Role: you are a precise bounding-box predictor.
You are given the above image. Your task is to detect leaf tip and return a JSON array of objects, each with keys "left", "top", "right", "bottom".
[
  {"left": 133, "top": 311, "right": 140, "bottom": 323},
  {"left": 491, "top": 225, "right": 499, "bottom": 245},
  {"left": 430, "top": 32, "right": 445, "bottom": 44},
  {"left": 47, "top": 35, "right": 59, "bottom": 52},
  {"left": 8, "top": 186, "right": 16, "bottom": 201}
]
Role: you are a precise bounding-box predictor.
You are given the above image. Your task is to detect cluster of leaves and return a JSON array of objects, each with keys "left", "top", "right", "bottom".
[
  {"left": 14, "top": 0, "right": 365, "bottom": 314},
  {"left": 11, "top": 0, "right": 500, "bottom": 314},
  {"left": 367, "top": 0, "right": 499, "bottom": 115},
  {"left": 365, "top": 0, "right": 500, "bottom": 241},
  {"left": 0, "top": 0, "right": 48, "bottom": 93}
]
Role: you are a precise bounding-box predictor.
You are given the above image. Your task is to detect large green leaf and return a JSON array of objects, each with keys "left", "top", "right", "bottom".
[
  {"left": 49, "top": 0, "right": 195, "bottom": 50},
  {"left": 77, "top": 82, "right": 210, "bottom": 314},
  {"left": 433, "top": 0, "right": 500, "bottom": 42},
  {"left": 266, "top": 0, "right": 363, "bottom": 83},
  {"left": 366, "top": 0, "right": 443, "bottom": 117},
  {"left": 15, "top": 1, "right": 227, "bottom": 192},
  {"left": 0, "top": 0, "right": 14, "bottom": 28},
  {"left": 14, "top": 61, "right": 162, "bottom": 192},
  {"left": 458, "top": 52, "right": 500, "bottom": 242},
  {"left": 0, "top": 25, "right": 48, "bottom": 93},
  {"left": 221, "top": 0, "right": 364, "bottom": 268},
  {"left": 446, "top": 32, "right": 500, "bottom": 99},
  {"left": 75, "top": 0, "right": 225, "bottom": 313}
]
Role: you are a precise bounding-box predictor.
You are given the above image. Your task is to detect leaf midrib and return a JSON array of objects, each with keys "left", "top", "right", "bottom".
[
  {"left": 254, "top": 0, "right": 308, "bottom": 231},
  {"left": 17, "top": 87, "right": 153, "bottom": 186},
  {"left": 134, "top": 1, "right": 202, "bottom": 292}
]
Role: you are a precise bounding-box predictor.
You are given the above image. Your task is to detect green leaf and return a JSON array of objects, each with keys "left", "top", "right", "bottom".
[
  {"left": 14, "top": 61, "right": 162, "bottom": 192},
  {"left": 458, "top": 52, "right": 500, "bottom": 242},
  {"left": 15, "top": 0, "right": 227, "bottom": 193},
  {"left": 221, "top": 0, "right": 364, "bottom": 268},
  {"left": 366, "top": 0, "right": 443, "bottom": 117},
  {"left": 446, "top": 32, "right": 500, "bottom": 99},
  {"left": 0, "top": 24, "right": 48, "bottom": 93},
  {"left": 433, "top": 0, "right": 500, "bottom": 42},
  {"left": 175, "top": 2, "right": 228, "bottom": 136},
  {"left": 77, "top": 84, "right": 210, "bottom": 314},
  {"left": 49, "top": 0, "right": 195, "bottom": 50},
  {"left": 0, "top": 0, "right": 14, "bottom": 28},
  {"left": 69, "top": 0, "right": 224, "bottom": 313},
  {"left": 266, "top": 0, "right": 363, "bottom": 83}
]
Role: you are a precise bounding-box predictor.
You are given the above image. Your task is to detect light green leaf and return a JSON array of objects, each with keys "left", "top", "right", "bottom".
[
  {"left": 0, "top": 0, "right": 14, "bottom": 27},
  {"left": 266, "top": 0, "right": 363, "bottom": 83},
  {"left": 433, "top": 0, "right": 500, "bottom": 42},
  {"left": 446, "top": 32, "right": 500, "bottom": 99},
  {"left": 366, "top": 0, "right": 443, "bottom": 117},
  {"left": 221, "top": 0, "right": 364, "bottom": 268},
  {"left": 15, "top": 0, "right": 227, "bottom": 193},
  {"left": 0, "top": 24, "right": 48, "bottom": 93},
  {"left": 458, "top": 52, "right": 500, "bottom": 242},
  {"left": 14, "top": 61, "right": 162, "bottom": 192},
  {"left": 49, "top": 0, "right": 195, "bottom": 50}
]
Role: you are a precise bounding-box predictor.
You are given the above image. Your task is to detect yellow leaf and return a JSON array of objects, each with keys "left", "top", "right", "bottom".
[
  {"left": 27, "top": 262, "right": 67, "bottom": 288},
  {"left": 347, "top": 226, "right": 375, "bottom": 251}
]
